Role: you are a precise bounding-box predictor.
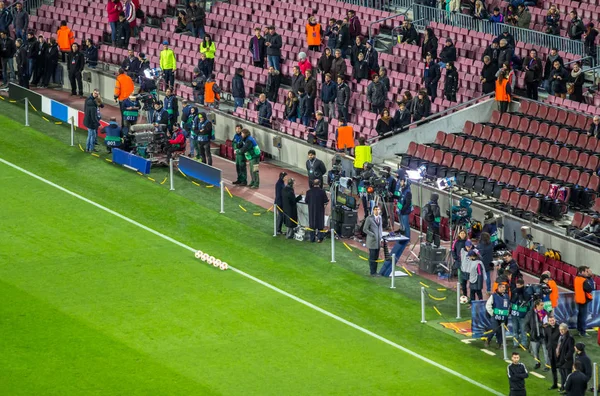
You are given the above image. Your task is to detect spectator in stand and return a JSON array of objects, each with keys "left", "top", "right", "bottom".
[
  {"left": 472, "top": 0, "right": 488, "bottom": 21},
  {"left": 41, "top": 38, "right": 58, "bottom": 88},
  {"left": 367, "top": 74, "right": 386, "bottom": 115},
  {"left": 413, "top": 90, "right": 431, "bottom": 122},
  {"left": 393, "top": 101, "right": 411, "bottom": 131},
  {"left": 498, "top": 27, "right": 516, "bottom": 48},
  {"left": 443, "top": 62, "right": 459, "bottom": 102},
  {"left": 375, "top": 108, "right": 393, "bottom": 137},
  {"left": 68, "top": 43, "right": 84, "bottom": 97},
  {"left": 505, "top": 4, "right": 517, "bottom": 27},
  {"left": 584, "top": 23, "right": 598, "bottom": 67},
  {"left": 313, "top": 111, "right": 327, "bottom": 147},
  {"left": 265, "top": 26, "right": 282, "bottom": 72},
  {"left": 574, "top": 266, "right": 594, "bottom": 337},
  {"left": 13, "top": 2, "right": 28, "bottom": 41},
  {"left": 364, "top": 39, "right": 379, "bottom": 75},
  {"left": 352, "top": 52, "right": 369, "bottom": 83},
  {"left": 423, "top": 52, "right": 440, "bottom": 102},
  {"left": 588, "top": 116, "right": 600, "bottom": 137},
  {"left": 249, "top": 27, "right": 266, "bottom": 68},
  {"left": 421, "top": 28, "right": 438, "bottom": 61},
  {"left": 399, "top": 20, "right": 419, "bottom": 45},
  {"left": 567, "top": 11, "right": 585, "bottom": 41},
  {"left": 557, "top": 322, "right": 575, "bottom": 392},
  {"left": 82, "top": 38, "right": 98, "bottom": 69},
  {"left": 485, "top": 282, "right": 510, "bottom": 348},
  {"left": 524, "top": 299, "right": 549, "bottom": 369},
  {"left": 15, "top": 38, "right": 28, "bottom": 89},
  {"left": 331, "top": 49, "right": 346, "bottom": 82},
  {"left": 122, "top": 49, "right": 140, "bottom": 79},
  {"left": 353, "top": 137, "right": 371, "bottom": 175},
  {"left": 399, "top": 90, "right": 414, "bottom": 108},
  {"left": 83, "top": 89, "right": 101, "bottom": 152},
  {"left": 569, "top": 62, "right": 584, "bottom": 103},
  {"left": 197, "top": 52, "right": 210, "bottom": 79},
  {"left": 265, "top": 66, "right": 281, "bottom": 103},
  {"left": 324, "top": 18, "right": 338, "bottom": 50},
  {"left": 304, "top": 69, "right": 316, "bottom": 111},
  {"left": 57, "top": 21, "right": 75, "bottom": 62},
  {"left": 297, "top": 87, "right": 310, "bottom": 126},
  {"left": 489, "top": 7, "right": 504, "bottom": 28},
  {"left": 544, "top": 316, "right": 560, "bottom": 389},
  {"left": 115, "top": 13, "right": 131, "bottom": 49},
  {"left": 318, "top": 47, "right": 334, "bottom": 83},
  {"left": 199, "top": 34, "right": 216, "bottom": 77},
  {"left": 256, "top": 93, "right": 272, "bottom": 128},
  {"left": 123, "top": 0, "right": 137, "bottom": 36},
  {"left": 483, "top": 38, "right": 500, "bottom": 66},
  {"left": 191, "top": 67, "right": 206, "bottom": 104},
  {"left": 350, "top": 36, "right": 365, "bottom": 68},
  {"left": 543, "top": 47, "right": 562, "bottom": 94},
  {"left": 545, "top": 5, "right": 561, "bottom": 36},
  {"left": 438, "top": 38, "right": 456, "bottom": 68},
  {"left": 379, "top": 67, "right": 390, "bottom": 95},
  {"left": 107, "top": 0, "right": 124, "bottom": 47},
  {"left": 231, "top": 67, "right": 245, "bottom": 111},
  {"left": 160, "top": 41, "right": 176, "bottom": 90},
  {"left": 31, "top": 36, "right": 47, "bottom": 86},
  {"left": 186, "top": 0, "right": 205, "bottom": 39},
  {"left": 335, "top": 19, "right": 351, "bottom": 58},
  {"left": 481, "top": 55, "right": 498, "bottom": 94},
  {"left": 305, "top": 15, "right": 322, "bottom": 52},
  {"left": 574, "top": 343, "right": 593, "bottom": 388},
  {"left": 204, "top": 73, "right": 221, "bottom": 109},
  {"left": 514, "top": 4, "right": 531, "bottom": 29},
  {"left": 523, "top": 49, "right": 542, "bottom": 100},
  {"left": 321, "top": 73, "right": 336, "bottom": 120},
  {"left": 550, "top": 59, "right": 568, "bottom": 99},
  {"left": 284, "top": 91, "right": 299, "bottom": 122},
  {"left": 347, "top": 10, "right": 361, "bottom": 41},
  {"left": 291, "top": 65, "right": 305, "bottom": 95},
  {"left": 497, "top": 39, "right": 513, "bottom": 69},
  {"left": 298, "top": 52, "right": 312, "bottom": 76},
  {"left": 336, "top": 74, "right": 350, "bottom": 123}
]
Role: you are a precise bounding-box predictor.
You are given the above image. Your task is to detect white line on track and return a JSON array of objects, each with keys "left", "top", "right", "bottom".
[
  {"left": 530, "top": 372, "right": 545, "bottom": 379},
  {"left": 0, "top": 157, "right": 504, "bottom": 396},
  {"left": 481, "top": 349, "right": 497, "bottom": 356}
]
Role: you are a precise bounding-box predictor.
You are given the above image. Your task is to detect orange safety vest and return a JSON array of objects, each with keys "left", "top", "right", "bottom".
[
  {"left": 574, "top": 275, "right": 593, "bottom": 304},
  {"left": 548, "top": 279, "right": 559, "bottom": 308},
  {"left": 306, "top": 23, "right": 322, "bottom": 47},
  {"left": 495, "top": 79, "right": 511, "bottom": 102},
  {"left": 337, "top": 125, "right": 355, "bottom": 150},
  {"left": 114, "top": 74, "right": 134, "bottom": 101},
  {"left": 57, "top": 26, "right": 75, "bottom": 52},
  {"left": 204, "top": 81, "right": 219, "bottom": 103}
]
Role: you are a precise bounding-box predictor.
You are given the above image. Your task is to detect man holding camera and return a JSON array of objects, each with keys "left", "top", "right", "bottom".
[
  {"left": 306, "top": 149, "right": 327, "bottom": 189},
  {"left": 395, "top": 170, "right": 412, "bottom": 238},
  {"left": 422, "top": 193, "right": 441, "bottom": 248},
  {"left": 363, "top": 205, "right": 383, "bottom": 276}
]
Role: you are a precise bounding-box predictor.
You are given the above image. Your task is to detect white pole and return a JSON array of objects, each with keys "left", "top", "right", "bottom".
[
  {"left": 390, "top": 253, "right": 396, "bottom": 289},
  {"left": 420, "top": 287, "right": 427, "bottom": 323},
  {"left": 501, "top": 325, "right": 508, "bottom": 361},
  {"left": 169, "top": 159, "right": 175, "bottom": 191},
  {"left": 456, "top": 281, "right": 461, "bottom": 319},
  {"left": 592, "top": 363, "right": 598, "bottom": 396},
  {"left": 273, "top": 203, "right": 277, "bottom": 237},
  {"left": 220, "top": 181, "right": 225, "bottom": 214},
  {"left": 330, "top": 227, "right": 335, "bottom": 263},
  {"left": 70, "top": 116, "right": 74, "bottom": 146},
  {"left": 24, "top": 97, "right": 29, "bottom": 126}
]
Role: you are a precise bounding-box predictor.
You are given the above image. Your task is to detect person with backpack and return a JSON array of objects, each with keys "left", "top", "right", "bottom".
[{"left": 423, "top": 193, "right": 441, "bottom": 248}]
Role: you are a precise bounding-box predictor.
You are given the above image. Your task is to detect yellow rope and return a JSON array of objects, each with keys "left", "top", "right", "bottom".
[
  {"left": 192, "top": 181, "right": 200, "bottom": 186},
  {"left": 147, "top": 177, "right": 156, "bottom": 182},
  {"left": 433, "top": 306, "right": 442, "bottom": 316},
  {"left": 419, "top": 282, "right": 430, "bottom": 288},
  {"left": 238, "top": 205, "right": 247, "bottom": 212},
  {"left": 428, "top": 294, "right": 447, "bottom": 301},
  {"left": 402, "top": 266, "right": 413, "bottom": 276},
  {"left": 160, "top": 177, "right": 167, "bottom": 185},
  {"left": 225, "top": 186, "right": 233, "bottom": 198}
]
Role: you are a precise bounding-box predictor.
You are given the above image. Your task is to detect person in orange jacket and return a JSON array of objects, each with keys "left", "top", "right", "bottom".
[
  {"left": 495, "top": 69, "right": 511, "bottom": 114},
  {"left": 56, "top": 20, "right": 75, "bottom": 62},
  {"left": 114, "top": 68, "right": 134, "bottom": 125},
  {"left": 540, "top": 271, "right": 559, "bottom": 312},
  {"left": 574, "top": 266, "right": 595, "bottom": 337}
]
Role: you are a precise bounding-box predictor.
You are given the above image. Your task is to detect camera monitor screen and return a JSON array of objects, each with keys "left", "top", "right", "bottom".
[{"left": 336, "top": 193, "right": 357, "bottom": 209}]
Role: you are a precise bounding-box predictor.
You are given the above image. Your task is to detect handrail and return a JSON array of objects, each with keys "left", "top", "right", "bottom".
[
  {"left": 368, "top": 5, "right": 412, "bottom": 41},
  {"left": 367, "top": 92, "right": 495, "bottom": 143},
  {"left": 391, "top": 18, "right": 426, "bottom": 38},
  {"left": 563, "top": 56, "right": 593, "bottom": 68}
]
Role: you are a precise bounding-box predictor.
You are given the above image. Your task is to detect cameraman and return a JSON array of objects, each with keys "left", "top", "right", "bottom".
[
  {"left": 151, "top": 100, "right": 169, "bottom": 129},
  {"left": 306, "top": 150, "right": 327, "bottom": 188},
  {"left": 510, "top": 278, "right": 530, "bottom": 349},
  {"left": 121, "top": 94, "right": 140, "bottom": 136},
  {"left": 358, "top": 162, "right": 376, "bottom": 218},
  {"left": 394, "top": 169, "right": 412, "bottom": 238},
  {"left": 422, "top": 193, "right": 441, "bottom": 248},
  {"left": 380, "top": 167, "right": 396, "bottom": 230}
]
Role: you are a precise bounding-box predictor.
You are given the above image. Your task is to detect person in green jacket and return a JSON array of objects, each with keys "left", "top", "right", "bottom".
[
  {"left": 237, "top": 129, "right": 261, "bottom": 189},
  {"left": 199, "top": 34, "right": 216, "bottom": 77},
  {"left": 232, "top": 124, "right": 247, "bottom": 186},
  {"left": 160, "top": 40, "right": 176, "bottom": 90}
]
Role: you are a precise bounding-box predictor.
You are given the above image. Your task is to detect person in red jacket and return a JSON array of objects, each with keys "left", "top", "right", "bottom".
[
  {"left": 166, "top": 125, "right": 185, "bottom": 161},
  {"left": 106, "top": 0, "right": 124, "bottom": 46}
]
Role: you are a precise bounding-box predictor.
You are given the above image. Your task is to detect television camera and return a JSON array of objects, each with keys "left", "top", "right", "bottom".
[{"left": 128, "top": 123, "right": 169, "bottom": 161}]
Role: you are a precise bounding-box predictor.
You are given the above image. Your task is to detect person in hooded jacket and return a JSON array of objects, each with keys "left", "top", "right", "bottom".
[
  {"left": 443, "top": 62, "right": 459, "bottom": 102},
  {"left": 350, "top": 36, "right": 365, "bottom": 68},
  {"left": 421, "top": 28, "right": 438, "bottom": 60},
  {"left": 265, "top": 66, "right": 281, "bottom": 103},
  {"left": 317, "top": 47, "right": 334, "bottom": 83},
  {"left": 438, "top": 38, "right": 456, "bottom": 68}
]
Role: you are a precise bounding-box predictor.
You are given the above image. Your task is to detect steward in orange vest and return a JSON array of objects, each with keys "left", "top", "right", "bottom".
[
  {"left": 574, "top": 266, "right": 594, "bottom": 337},
  {"left": 204, "top": 76, "right": 221, "bottom": 108},
  {"left": 336, "top": 123, "right": 354, "bottom": 151},
  {"left": 305, "top": 16, "right": 322, "bottom": 51},
  {"left": 495, "top": 71, "right": 511, "bottom": 114}
]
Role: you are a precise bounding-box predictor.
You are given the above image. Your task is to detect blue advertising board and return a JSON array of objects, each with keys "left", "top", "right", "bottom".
[{"left": 178, "top": 156, "right": 222, "bottom": 186}]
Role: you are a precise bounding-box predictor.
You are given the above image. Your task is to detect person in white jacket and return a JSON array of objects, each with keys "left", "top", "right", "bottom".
[{"left": 467, "top": 249, "right": 486, "bottom": 302}]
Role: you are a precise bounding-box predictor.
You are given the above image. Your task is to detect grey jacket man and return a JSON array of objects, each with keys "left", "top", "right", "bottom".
[{"left": 363, "top": 215, "right": 383, "bottom": 249}]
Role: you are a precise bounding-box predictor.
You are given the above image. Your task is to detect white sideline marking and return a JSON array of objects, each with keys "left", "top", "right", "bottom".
[
  {"left": 530, "top": 372, "right": 545, "bottom": 379},
  {"left": 0, "top": 157, "right": 503, "bottom": 396},
  {"left": 481, "top": 349, "right": 497, "bottom": 356}
]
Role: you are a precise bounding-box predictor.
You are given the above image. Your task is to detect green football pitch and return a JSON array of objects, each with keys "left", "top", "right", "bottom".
[{"left": 0, "top": 100, "right": 557, "bottom": 395}]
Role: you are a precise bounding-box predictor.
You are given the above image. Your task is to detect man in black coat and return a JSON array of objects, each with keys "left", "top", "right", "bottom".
[
  {"left": 443, "top": 62, "right": 459, "bottom": 102},
  {"left": 231, "top": 68, "right": 245, "bottom": 111},
  {"left": 186, "top": 0, "right": 205, "bottom": 39},
  {"left": 399, "top": 20, "right": 419, "bottom": 45},
  {"left": 557, "top": 323, "right": 575, "bottom": 392},
  {"left": 83, "top": 89, "right": 101, "bottom": 152},
  {"left": 313, "top": 111, "right": 328, "bottom": 147},
  {"left": 291, "top": 66, "right": 305, "bottom": 95},
  {"left": 0, "top": 30, "right": 16, "bottom": 86},
  {"left": 588, "top": 116, "right": 600, "bottom": 137},
  {"left": 573, "top": 343, "right": 592, "bottom": 389},
  {"left": 482, "top": 39, "right": 500, "bottom": 66},
  {"left": 265, "top": 66, "right": 280, "bottom": 103},
  {"left": 42, "top": 37, "right": 59, "bottom": 88},
  {"left": 423, "top": 52, "right": 440, "bottom": 102},
  {"left": 306, "top": 149, "right": 327, "bottom": 188},
  {"left": 68, "top": 42, "right": 85, "bottom": 96},
  {"left": 305, "top": 178, "right": 329, "bottom": 243},
  {"left": 481, "top": 55, "right": 498, "bottom": 94},
  {"left": 249, "top": 27, "right": 266, "bottom": 68},
  {"left": 282, "top": 178, "right": 302, "bottom": 239},
  {"left": 14, "top": 38, "right": 28, "bottom": 89},
  {"left": 523, "top": 49, "right": 542, "bottom": 100},
  {"left": 544, "top": 316, "right": 561, "bottom": 390},
  {"left": 275, "top": 172, "right": 288, "bottom": 234},
  {"left": 31, "top": 35, "right": 47, "bottom": 86},
  {"left": 565, "top": 361, "right": 589, "bottom": 396},
  {"left": 264, "top": 26, "right": 282, "bottom": 72}
]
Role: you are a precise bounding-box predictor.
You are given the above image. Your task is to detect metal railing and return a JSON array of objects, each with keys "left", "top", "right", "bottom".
[
  {"left": 413, "top": 4, "right": 591, "bottom": 58},
  {"left": 367, "top": 91, "right": 495, "bottom": 143},
  {"left": 368, "top": 6, "right": 412, "bottom": 40}
]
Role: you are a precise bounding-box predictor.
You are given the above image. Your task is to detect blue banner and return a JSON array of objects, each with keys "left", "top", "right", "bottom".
[
  {"left": 178, "top": 156, "right": 222, "bottom": 187},
  {"left": 112, "top": 149, "right": 152, "bottom": 174},
  {"left": 471, "top": 291, "right": 600, "bottom": 338}
]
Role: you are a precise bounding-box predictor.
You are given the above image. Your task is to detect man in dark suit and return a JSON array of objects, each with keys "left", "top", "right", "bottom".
[
  {"left": 557, "top": 323, "right": 575, "bottom": 392},
  {"left": 588, "top": 116, "right": 600, "bottom": 137},
  {"left": 305, "top": 179, "right": 329, "bottom": 243},
  {"left": 274, "top": 172, "right": 288, "bottom": 234},
  {"left": 363, "top": 205, "right": 383, "bottom": 276}
]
